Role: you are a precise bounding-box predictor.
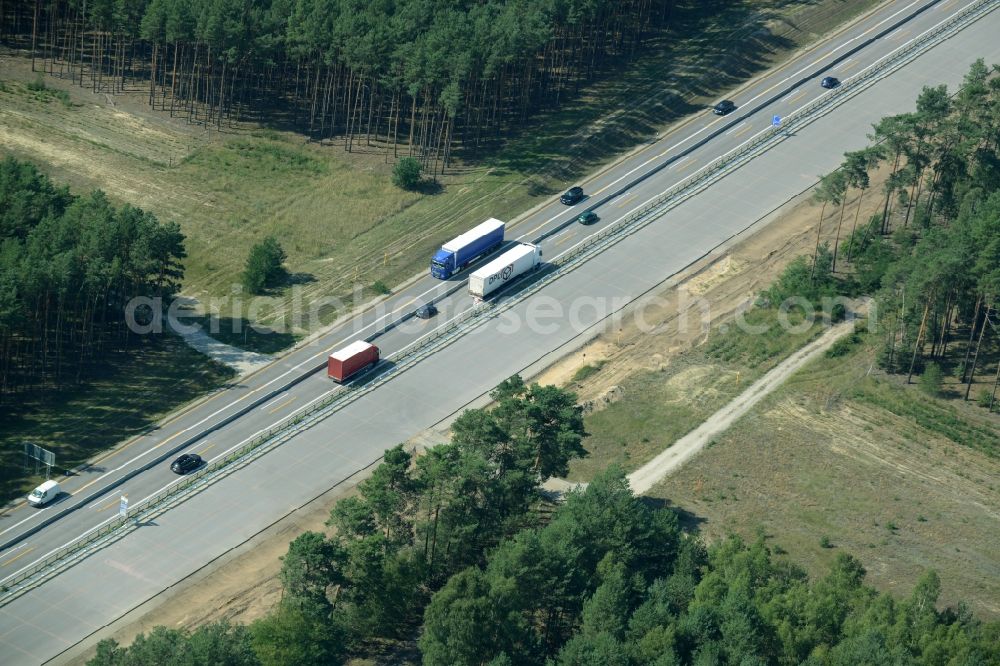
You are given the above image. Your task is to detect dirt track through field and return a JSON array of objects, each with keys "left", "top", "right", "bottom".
[{"left": 628, "top": 316, "right": 860, "bottom": 494}]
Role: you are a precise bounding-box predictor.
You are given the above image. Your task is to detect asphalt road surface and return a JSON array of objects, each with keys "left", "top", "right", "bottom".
[{"left": 2, "top": 0, "right": 999, "bottom": 662}]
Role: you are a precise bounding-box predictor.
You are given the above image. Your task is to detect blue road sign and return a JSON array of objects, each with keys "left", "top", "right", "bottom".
[{"left": 772, "top": 115, "right": 782, "bottom": 127}]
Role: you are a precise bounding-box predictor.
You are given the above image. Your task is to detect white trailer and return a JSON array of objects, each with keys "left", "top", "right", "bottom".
[{"left": 468, "top": 243, "right": 542, "bottom": 299}]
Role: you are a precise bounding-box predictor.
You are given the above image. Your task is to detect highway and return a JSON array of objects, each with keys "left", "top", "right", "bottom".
[{"left": 2, "top": 0, "right": 999, "bottom": 661}]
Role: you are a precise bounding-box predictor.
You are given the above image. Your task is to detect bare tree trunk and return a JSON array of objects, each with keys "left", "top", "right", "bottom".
[
  {"left": 407, "top": 91, "right": 418, "bottom": 156},
  {"left": 318, "top": 66, "right": 332, "bottom": 140},
  {"left": 881, "top": 151, "right": 901, "bottom": 234},
  {"left": 308, "top": 65, "right": 320, "bottom": 136},
  {"left": 989, "top": 354, "right": 1000, "bottom": 412},
  {"left": 811, "top": 200, "right": 827, "bottom": 281},
  {"left": 216, "top": 57, "right": 227, "bottom": 130},
  {"left": 965, "top": 305, "right": 992, "bottom": 400},
  {"left": 906, "top": 300, "right": 931, "bottom": 384},
  {"left": 925, "top": 168, "right": 943, "bottom": 221},
  {"left": 847, "top": 186, "right": 867, "bottom": 263},
  {"left": 366, "top": 78, "right": 377, "bottom": 146},
  {"left": 168, "top": 42, "right": 179, "bottom": 115},
  {"left": 832, "top": 194, "right": 848, "bottom": 273},
  {"left": 149, "top": 41, "right": 157, "bottom": 107},
  {"left": 887, "top": 305, "right": 900, "bottom": 372},
  {"left": 960, "top": 295, "right": 982, "bottom": 383},
  {"left": 30, "top": 0, "right": 40, "bottom": 71},
  {"left": 935, "top": 293, "right": 954, "bottom": 358},
  {"left": 903, "top": 169, "right": 921, "bottom": 228},
  {"left": 385, "top": 90, "right": 403, "bottom": 158}
]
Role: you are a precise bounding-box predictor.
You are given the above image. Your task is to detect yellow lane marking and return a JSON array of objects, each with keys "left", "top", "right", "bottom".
[
  {"left": 395, "top": 295, "right": 420, "bottom": 310},
  {"left": 614, "top": 194, "right": 638, "bottom": 207},
  {"left": 554, "top": 234, "right": 575, "bottom": 246},
  {"left": 670, "top": 157, "right": 697, "bottom": 172},
  {"left": 729, "top": 124, "right": 752, "bottom": 138},
  {"left": 153, "top": 430, "right": 185, "bottom": 449},
  {"left": 95, "top": 498, "right": 119, "bottom": 512},
  {"left": 73, "top": 474, "right": 114, "bottom": 497},
  {"left": 785, "top": 90, "right": 806, "bottom": 104},
  {"left": 524, "top": 217, "right": 555, "bottom": 237},
  {"left": 199, "top": 443, "right": 216, "bottom": 455},
  {"left": 268, "top": 396, "right": 296, "bottom": 414},
  {"left": 1, "top": 547, "right": 36, "bottom": 568},
  {"left": 839, "top": 59, "right": 859, "bottom": 72}
]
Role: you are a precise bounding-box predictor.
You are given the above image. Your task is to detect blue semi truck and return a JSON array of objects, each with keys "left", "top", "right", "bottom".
[{"left": 430, "top": 218, "right": 505, "bottom": 279}]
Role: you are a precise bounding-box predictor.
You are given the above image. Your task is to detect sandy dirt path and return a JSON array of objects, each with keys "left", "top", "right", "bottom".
[{"left": 628, "top": 315, "right": 861, "bottom": 495}]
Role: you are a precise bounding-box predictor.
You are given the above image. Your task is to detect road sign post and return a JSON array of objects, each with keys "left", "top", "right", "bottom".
[
  {"left": 772, "top": 115, "right": 781, "bottom": 128},
  {"left": 22, "top": 443, "right": 55, "bottom": 479},
  {"left": 119, "top": 495, "right": 128, "bottom": 519}
]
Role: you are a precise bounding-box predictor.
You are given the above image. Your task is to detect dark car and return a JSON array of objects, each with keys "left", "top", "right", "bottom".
[
  {"left": 713, "top": 99, "right": 736, "bottom": 115},
  {"left": 820, "top": 76, "right": 840, "bottom": 89},
  {"left": 576, "top": 211, "right": 599, "bottom": 225},
  {"left": 560, "top": 186, "right": 585, "bottom": 205},
  {"left": 415, "top": 303, "right": 438, "bottom": 319},
  {"left": 171, "top": 453, "right": 203, "bottom": 474}
]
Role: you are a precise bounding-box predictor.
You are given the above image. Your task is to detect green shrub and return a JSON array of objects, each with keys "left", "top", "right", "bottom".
[
  {"left": 242, "top": 236, "right": 288, "bottom": 294},
  {"left": 371, "top": 280, "right": 391, "bottom": 295},
  {"left": 765, "top": 246, "right": 839, "bottom": 306},
  {"left": 27, "top": 74, "right": 46, "bottom": 91},
  {"left": 919, "top": 363, "right": 944, "bottom": 397},
  {"left": 392, "top": 157, "right": 422, "bottom": 190},
  {"left": 819, "top": 535, "right": 833, "bottom": 548},
  {"left": 978, "top": 389, "right": 994, "bottom": 410},
  {"left": 572, "top": 362, "right": 605, "bottom": 382},
  {"left": 825, "top": 332, "right": 861, "bottom": 358}
]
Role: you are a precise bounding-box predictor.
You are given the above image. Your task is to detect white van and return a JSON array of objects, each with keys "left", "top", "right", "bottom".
[{"left": 27, "top": 480, "right": 60, "bottom": 507}]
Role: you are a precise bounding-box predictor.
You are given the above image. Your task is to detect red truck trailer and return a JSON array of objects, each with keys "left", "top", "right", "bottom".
[{"left": 328, "top": 340, "right": 380, "bottom": 382}]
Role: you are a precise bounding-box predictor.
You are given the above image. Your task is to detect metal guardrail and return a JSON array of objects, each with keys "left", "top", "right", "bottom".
[{"left": 1, "top": 0, "right": 996, "bottom": 605}]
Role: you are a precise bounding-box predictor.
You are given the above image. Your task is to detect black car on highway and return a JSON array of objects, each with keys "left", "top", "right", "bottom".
[
  {"left": 820, "top": 76, "right": 840, "bottom": 89},
  {"left": 415, "top": 303, "right": 438, "bottom": 319},
  {"left": 713, "top": 99, "right": 736, "bottom": 115},
  {"left": 560, "top": 186, "right": 585, "bottom": 205},
  {"left": 170, "top": 453, "right": 204, "bottom": 474}
]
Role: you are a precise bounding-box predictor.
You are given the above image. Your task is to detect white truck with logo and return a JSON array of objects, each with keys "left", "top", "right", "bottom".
[{"left": 468, "top": 243, "right": 542, "bottom": 300}]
